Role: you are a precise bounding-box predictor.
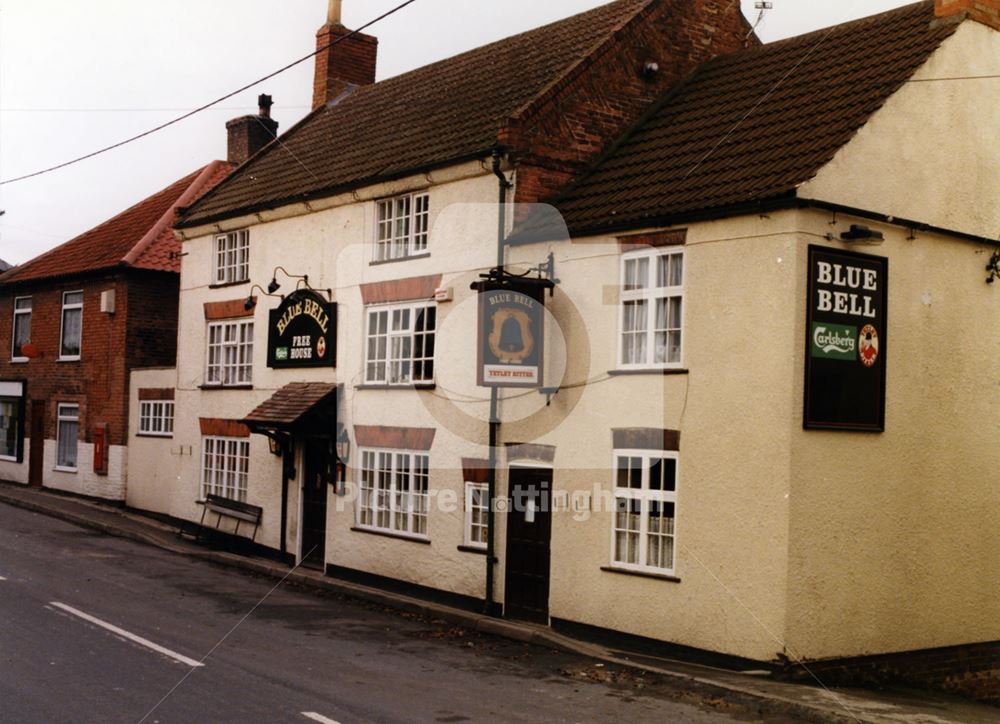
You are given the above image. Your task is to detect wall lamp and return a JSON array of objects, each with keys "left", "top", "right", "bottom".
[
  {"left": 986, "top": 250, "right": 1000, "bottom": 285},
  {"left": 243, "top": 284, "right": 282, "bottom": 311},
  {"left": 268, "top": 266, "right": 309, "bottom": 294}
]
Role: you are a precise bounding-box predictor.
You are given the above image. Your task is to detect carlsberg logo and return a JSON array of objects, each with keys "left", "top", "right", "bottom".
[{"left": 811, "top": 323, "right": 857, "bottom": 360}]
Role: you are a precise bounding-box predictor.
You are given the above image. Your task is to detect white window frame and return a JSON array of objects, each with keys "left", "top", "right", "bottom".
[
  {"left": 205, "top": 319, "right": 254, "bottom": 387},
  {"left": 201, "top": 436, "right": 250, "bottom": 502},
  {"left": 363, "top": 302, "right": 436, "bottom": 386},
  {"left": 464, "top": 481, "right": 489, "bottom": 549},
  {"left": 59, "top": 290, "right": 84, "bottom": 361},
  {"left": 356, "top": 447, "right": 430, "bottom": 539},
  {"left": 617, "top": 248, "right": 684, "bottom": 369},
  {"left": 11, "top": 296, "right": 31, "bottom": 362},
  {"left": 374, "top": 192, "right": 430, "bottom": 262},
  {"left": 213, "top": 229, "right": 250, "bottom": 285},
  {"left": 610, "top": 449, "right": 679, "bottom": 575},
  {"left": 56, "top": 403, "right": 80, "bottom": 471},
  {"left": 138, "top": 401, "right": 174, "bottom": 437}
]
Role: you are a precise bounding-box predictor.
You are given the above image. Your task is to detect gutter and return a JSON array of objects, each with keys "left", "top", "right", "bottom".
[{"left": 561, "top": 194, "right": 1000, "bottom": 247}]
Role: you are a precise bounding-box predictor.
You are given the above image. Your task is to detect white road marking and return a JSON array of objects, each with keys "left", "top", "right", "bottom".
[
  {"left": 302, "top": 713, "right": 341, "bottom": 724},
  {"left": 48, "top": 602, "right": 204, "bottom": 668},
  {"left": 0, "top": 576, "right": 7, "bottom": 581}
]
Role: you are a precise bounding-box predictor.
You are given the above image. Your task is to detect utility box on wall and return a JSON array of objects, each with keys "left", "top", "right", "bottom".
[{"left": 93, "top": 423, "right": 109, "bottom": 475}]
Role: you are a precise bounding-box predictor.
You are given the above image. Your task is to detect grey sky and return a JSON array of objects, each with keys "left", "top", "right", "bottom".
[{"left": 0, "top": 0, "right": 914, "bottom": 265}]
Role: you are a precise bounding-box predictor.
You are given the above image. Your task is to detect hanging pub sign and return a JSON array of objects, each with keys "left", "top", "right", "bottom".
[
  {"left": 477, "top": 281, "right": 546, "bottom": 388},
  {"left": 804, "top": 245, "right": 888, "bottom": 431},
  {"left": 267, "top": 289, "right": 337, "bottom": 368}
]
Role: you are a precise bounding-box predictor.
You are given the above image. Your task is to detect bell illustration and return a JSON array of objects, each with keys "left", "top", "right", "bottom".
[{"left": 499, "top": 315, "right": 524, "bottom": 352}]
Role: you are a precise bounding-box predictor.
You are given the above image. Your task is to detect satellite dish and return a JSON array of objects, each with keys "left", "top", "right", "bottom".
[{"left": 21, "top": 343, "right": 38, "bottom": 359}]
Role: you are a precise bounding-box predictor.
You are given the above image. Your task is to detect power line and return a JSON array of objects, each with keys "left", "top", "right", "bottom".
[{"left": 0, "top": 0, "right": 419, "bottom": 187}]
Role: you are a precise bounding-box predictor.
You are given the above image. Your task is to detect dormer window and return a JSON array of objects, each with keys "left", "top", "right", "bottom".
[
  {"left": 213, "top": 229, "right": 250, "bottom": 285},
  {"left": 375, "top": 192, "right": 429, "bottom": 262}
]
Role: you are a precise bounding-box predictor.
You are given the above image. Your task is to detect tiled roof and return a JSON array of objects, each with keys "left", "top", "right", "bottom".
[
  {"left": 555, "top": 1, "right": 959, "bottom": 234},
  {"left": 178, "top": 0, "right": 653, "bottom": 227},
  {"left": 243, "top": 382, "right": 338, "bottom": 429},
  {"left": 0, "top": 161, "right": 232, "bottom": 285}
]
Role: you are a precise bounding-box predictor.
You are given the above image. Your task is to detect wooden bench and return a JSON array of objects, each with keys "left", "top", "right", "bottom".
[{"left": 196, "top": 494, "right": 263, "bottom": 542}]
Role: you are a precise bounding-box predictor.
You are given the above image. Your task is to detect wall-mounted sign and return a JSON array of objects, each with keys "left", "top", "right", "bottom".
[
  {"left": 804, "top": 245, "right": 887, "bottom": 431},
  {"left": 267, "top": 289, "right": 337, "bottom": 368},
  {"left": 477, "top": 282, "right": 545, "bottom": 388}
]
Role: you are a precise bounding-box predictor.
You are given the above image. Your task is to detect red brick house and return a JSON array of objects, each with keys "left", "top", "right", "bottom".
[{"left": 0, "top": 161, "right": 234, "bottom": 499}]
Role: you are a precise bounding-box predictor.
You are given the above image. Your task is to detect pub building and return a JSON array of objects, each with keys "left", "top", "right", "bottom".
[{"left": 126, "top": 1, "right": 999, "bottom": 700}]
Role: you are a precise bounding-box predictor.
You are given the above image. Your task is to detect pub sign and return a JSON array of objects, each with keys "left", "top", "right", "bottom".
[
  {"left": 267, "top": 289, "right": 337, "bottom": 368},
  {"left": 477, "top": 282, "right": 545, "bottom": 388},
  {"left": 804, "top": 245, "right": 887, "bottom": 431}
]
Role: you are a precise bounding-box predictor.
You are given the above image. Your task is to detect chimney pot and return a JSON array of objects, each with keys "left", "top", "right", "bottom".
[
  {"left": 328, "top": 0, "right": 342, "bottom": 25},
  {"left": 258, "top": 94, "right": 273, "bottom": 118}
]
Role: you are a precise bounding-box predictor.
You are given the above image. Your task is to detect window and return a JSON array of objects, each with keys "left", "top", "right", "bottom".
[
  {"left": 206, "top": 320, "right": 254, "bottom": 386},
  {"left": 357, "top": 448, "right": 430, "bottom": 538},
  {"left": 213, "top": 229, "right": 250, "bottom": 285},
  {"left": 375, "top": 192, "right": 429, "bottom": 262},
  {"left": 201, "top": 436, "right": 250, "bottom": 502},
  {"left": 611, "top": 451, "right": 678, "bottom": 574},
  {"left": 12, "top": 296, "right": 31, "bottom": 360},
  {"left": 464, "top": 481, "right": 488, "bottom": 549},
  {"left": 56, "top": 403, "right": 79, "bottom": 470},
  {"left": 0, "top": 399, "right": 21, "bottom": 460},
  {"left": 618, "top": 249, "right": 684, "bottom": 368},
  {"left": 364, "top": 303, "right": 435, "bottom": 385},
  {"left": 59, "top": 291, "right": 83, "bottom": 359},
  {"left": 138, "top": 401, "right": 174, "bottom": 437}
]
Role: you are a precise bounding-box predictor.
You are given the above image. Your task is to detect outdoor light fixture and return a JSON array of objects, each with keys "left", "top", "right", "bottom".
[
  {"left": 335, "top": 425, "right": 350, "bottom": 467},
  {"left": 986, "top": 250, "right": 1000, "bottom": 284},
  {"left": 268, "top": 266, "right": 309, "bottom": 294},
  {"left": 268, "top": 436, "right": 282, "bottom": 456}
]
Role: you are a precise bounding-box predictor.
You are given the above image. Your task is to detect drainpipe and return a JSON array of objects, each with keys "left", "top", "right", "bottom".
[{"left": 485, "top": 147, "right": 512, "bottom": 615}]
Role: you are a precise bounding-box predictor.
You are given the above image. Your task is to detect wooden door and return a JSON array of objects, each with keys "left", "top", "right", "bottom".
[
  {"left": 301, "top": 437, "right": 330, "bottom": 569},
  {"left": 29, "top": 400, "right": 44, "bottom": 488},
  {"left": 504, "top": 467, "right": 552, "bottom": 624}
]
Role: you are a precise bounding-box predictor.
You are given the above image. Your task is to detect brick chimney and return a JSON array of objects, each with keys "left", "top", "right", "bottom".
[
  {"left": 312, "top": 0, "right": 378, "bottom": 110},
  {"left": 935, "top": 0, "right": 1000, "bottom": 29},
  {"left": 226, "top": 94, "right": 279, "bottom": 166}
]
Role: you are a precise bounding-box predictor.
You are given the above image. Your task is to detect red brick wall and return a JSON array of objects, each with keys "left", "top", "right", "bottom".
[
  {"left": 507, "top": 0, "right": 754, "bottom": 206},
  {"left": 313, "top": 24, "right": 378, "bottom": 110},
  {"left": 788, "top": 640, "right": 1000, "bottom": 705},
  {"left": 0, "top": 269, "right": 179, "bottom": 449}
]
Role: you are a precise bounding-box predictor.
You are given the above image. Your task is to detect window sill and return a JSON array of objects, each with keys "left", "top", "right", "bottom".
[
  {"left": 355, "top": 383, "right": 436, "bottom": 391},
  {"left": 137, "top": 433, "right": 173, "bottom": 439},
  {"left": 209, "top": 280, "right": 250, "bottom": 289},
  {"left": 0, "top": 454, "right": 18, "bottom": 462},
  {"left": 369, "top": 252, "right": 431, "bottom": 266},
  {"left": 457, "top": 544, "right": 496, "bottom": 561},
  {"left": 53, "top": 465, "right": 78, "bottom": 474},
  {"left": 607, "top": 368, "right": 688, "bottom": 377},
  {"left": 10, "top": 357, "right": 28, "bottom": 364},
  {"left": 199, "top": 384, "right": 254, "bottom": 391},
  {"left": 57, "top": 356, "right": 81, "bottom": 363},
  {"left": 601, "top": 566, "right": 680, "bottom": 583},
  {"left": 351, "top": 526, "right": 430, "bottom": 545}
]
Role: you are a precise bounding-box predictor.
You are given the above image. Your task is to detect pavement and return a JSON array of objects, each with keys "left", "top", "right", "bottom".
[{"left": 1, "top": 480, "right": 996, "bottom": 724}]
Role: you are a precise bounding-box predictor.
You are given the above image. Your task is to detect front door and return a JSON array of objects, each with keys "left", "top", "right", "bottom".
[
  {"left": 29, "top": 400, "right": 44, "bottom": 488},
  {"left": 301, "top": 437, "right": 331, "bottom": 569},
  {"left": 504, "top": 466, "right": 552, "bottom": 624}
]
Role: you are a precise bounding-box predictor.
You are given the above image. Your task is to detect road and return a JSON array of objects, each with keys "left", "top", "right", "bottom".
[{"left": 0, "top": 502, "right": 768, "bottom": 723}]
